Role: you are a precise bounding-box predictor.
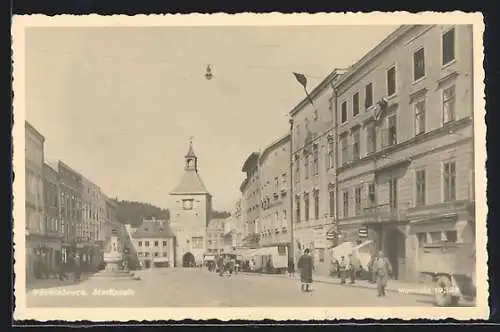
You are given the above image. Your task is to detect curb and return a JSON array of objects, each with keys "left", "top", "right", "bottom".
[{"left": 240, "top": 272, "right": 433, "bottom": 298}]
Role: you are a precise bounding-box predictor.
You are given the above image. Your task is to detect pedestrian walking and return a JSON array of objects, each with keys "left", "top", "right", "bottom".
[
  {"left": 338, "top": 256, "right": 347, "bottom": 284},
  {"left": 374, "top": 251, "right": 393, "bottom": 297},
  {"left": 368, "top": 253, "right": 377, "bottom": 283},
  {"left": 217, "top": 254, "right": 224, "bottom": 277},
  {"left": 73, "top": 254, "right": 82, "bottom": 282},
  {"left": 287, "top": 258, "right": 295, "bottom": 278},
  {"left": 348, "top": 253, "right": 361, "bottom": 284},
  {"left": 297, "top": 248, "right": 314, "bottom": 292}
]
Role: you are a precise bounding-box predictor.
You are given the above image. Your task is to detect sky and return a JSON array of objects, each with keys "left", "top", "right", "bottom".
[{"left": 25, "top": 25, "right": 397, "bottom": 211}]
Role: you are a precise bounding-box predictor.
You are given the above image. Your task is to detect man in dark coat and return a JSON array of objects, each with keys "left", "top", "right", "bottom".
[{"left": 297, "top": 248, "right": 314, "bottom": 292}]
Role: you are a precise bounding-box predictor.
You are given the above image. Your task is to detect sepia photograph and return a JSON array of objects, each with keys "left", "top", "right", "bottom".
[{"left": 12, "top": 13, "right": 487, "bottom": 321}]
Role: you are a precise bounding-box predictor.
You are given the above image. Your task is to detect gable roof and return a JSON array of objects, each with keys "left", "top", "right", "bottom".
[
  {"left": 132, "top": 220, "right": 175, "bottom": 239},
  {"left": 170, "top": 170, "right": 210, "bottom": 195}
]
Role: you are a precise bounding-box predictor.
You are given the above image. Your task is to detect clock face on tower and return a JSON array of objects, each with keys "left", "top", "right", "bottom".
[{"left": 183, "top": 199, "right": 193, "bottom": 210}]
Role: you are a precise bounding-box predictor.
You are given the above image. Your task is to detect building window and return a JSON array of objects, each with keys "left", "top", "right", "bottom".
[
  {"left": 413, "top": 48, "right": 426, "bottom": 81},
  {"left": 442, "top": 85, "right": 456, "bottom": 124},
  {"left": 154, "top": 252, "right": 159, "bottom": 257},
  {"left": 327, "top": 137, "right": 334, "bottom": 169},
  {"left": 304, "top": 153, "right": 310, "bottom": 179},
  {"left": 430, "top": 231, "right": 442, "bottom": 243},
  {"left": 340, "top": 133, "right": 349, "bottom": 166},
  {"left": 274, "top": 177, "right": 279, "bottom": 193},
  {"left": 314, "top": 191, "right": 320, "bottom": 220},
  {"left": 367, "top": 183, "right": 376, "bottom": 207},
  {"left": 281, "top": 173, "right": 287, "bottom": 191},
  {"left": 154, "top": 241, "right": 159, "bottom": 247},
  {"left": 145, "top": 241, "right": 150, "bottom": 247},
  {"left": 341, "top": 101, "right": 347, "bottom": 123},
  {"left": 163, "top": 252, "right": 168, "bottom": 257},
  {"left": 386, "top": 66, "right": 397, "bottom": 97},
  {"left": 192, "top": 237, "right": 204, "bottom": 249},
  {"left": 318, "top": 248, "right": 325, "bottom": 263},
  {"left": 342, "top": 190, "right": 349, "bottom": 218},
  {"left": 445, "top": 230, "right": 457, "bottom": 243},
  {"left": 389, "top": 178, "right": 398, "bottom": 209},
  {"left": 329, "top": 189, "right": 335, "bottom": 218},
  {"left": 365, "top": 83, "right": 373, "bottom": 108},
  {"left": 415, "top": 169, "right": 426, "bottom": 206},
  {"left": 385, "top": 115, "right": 397, "bottom": 147},
  {"left": 366, "top": 124, "right": 376, "bottom": 155},
  {"left": 442, "top": 27, "right": 456, "bottom": 66},
  {"left": 414, "top": 96, "right": 426, "bottom": 135},
  {"left": 295, "top": 196, "right": 301, "bottom": 223},
  {"left": 294, "top": 155, "right": 300, "bottom": 183},
  {"left": 312, "top": 144, "right": 319, "bottom": 176},
  {"left": 283, "top": 209, "right": 287, "bottom": 227},
  {"left": 443, "top": 161, "right": 456, "bottom": 202},
  {"left": 163, "top": 241, "right": 167, "bottom": 247},
  {"left": 353, "top": 92, "right": 360, "bottom": 117},
  {"left": 417, "top": 233, "right": 427, "bottom": 247},
  {"left": 304, "top": 193, "right": 310, "bottom": 221},
  {"left": 355, "top": 186, "right": 362, "bottom": 216},
  {"left": 352, "top": 128, "right": 360, "bottom": 161}
]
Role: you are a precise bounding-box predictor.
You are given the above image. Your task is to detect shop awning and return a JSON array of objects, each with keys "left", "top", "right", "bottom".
[{"left": 204, "top": 255, "right": 215, "bottom": 261}]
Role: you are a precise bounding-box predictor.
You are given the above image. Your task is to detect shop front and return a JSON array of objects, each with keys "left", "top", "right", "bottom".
[
  {"left": 26, "top": 233, "right": 63, "bottom": 281},
  {"left": 408, "top": 212, "right": 475, "bottom": 282}
]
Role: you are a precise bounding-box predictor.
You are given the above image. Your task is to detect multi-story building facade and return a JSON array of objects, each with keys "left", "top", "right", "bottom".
[
  {"left": 258, "top": 133, "right": 291, "bottom": 253},
  {"left": 42, "top": 162, "right": 64, "bottom": 272},
  {"left": 206, "top": 218, "right": 225, "bottom": 253},
  {"left": 55, "top": 161, "right": 83, "bottom": 262},
  {"left": 333, "top": 25, "right": 474, "bottom": 282},
  {"left": 240, "top": 152, "right": 261, "bottom": 248},
  {"left": 290, "top": 69, "right": 346, "bottom": 276},
  {"left": 132, "top": 218, "right": 175, "bottom": 268},
  {"left": 81, "top": 177, "right": 104, "bottom": 269},
  {"left": 25, "top": 121, "right": 46, "bottom": 281}
]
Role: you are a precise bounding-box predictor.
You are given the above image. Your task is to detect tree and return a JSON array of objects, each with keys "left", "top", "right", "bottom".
[{"left": 115, "top": 200, "right": 170, "bottom": 227}]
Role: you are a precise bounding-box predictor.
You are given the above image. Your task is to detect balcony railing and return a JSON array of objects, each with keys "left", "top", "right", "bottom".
[{"left": 363, "top": 202, "right": 410, "bottom": 222}]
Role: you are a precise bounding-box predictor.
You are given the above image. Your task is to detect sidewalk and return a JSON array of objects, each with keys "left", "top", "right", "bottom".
[
  {"left": 240, "top": 271, "right": 435, "bottom": 297},
  {"left": 26, "top": 272, "right": 93, "bottom": 291}
]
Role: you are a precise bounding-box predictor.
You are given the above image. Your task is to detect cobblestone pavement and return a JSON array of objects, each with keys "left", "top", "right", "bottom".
[{"left": 25, "top": 268, "right": 465, "bottom": 308}]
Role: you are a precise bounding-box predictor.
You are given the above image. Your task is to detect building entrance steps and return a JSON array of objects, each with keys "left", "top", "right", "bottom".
[{"left": 240, "top": 271, "right": 438, "bottom": 297}]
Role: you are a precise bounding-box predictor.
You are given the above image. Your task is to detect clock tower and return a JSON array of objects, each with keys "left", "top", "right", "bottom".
[{"left": 169, "top": 139, "right": 212, "bottom": 267}]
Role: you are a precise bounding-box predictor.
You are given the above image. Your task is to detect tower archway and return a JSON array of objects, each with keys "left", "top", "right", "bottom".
[{"left": 182, "top": 252, "right": 195, "bottom": 267}]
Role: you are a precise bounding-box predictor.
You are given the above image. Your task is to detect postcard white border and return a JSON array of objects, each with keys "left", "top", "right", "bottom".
[{"left": 12, "top": 12, "right": 488, "bottom": 321}]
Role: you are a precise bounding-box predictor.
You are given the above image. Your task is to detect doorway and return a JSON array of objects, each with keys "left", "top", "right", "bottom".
[
  {"left": 384, "top": 227, "right": 406, "bottom": 280},
  {"left": 182, "top": 252, "right": 195, "bottom": 267}
]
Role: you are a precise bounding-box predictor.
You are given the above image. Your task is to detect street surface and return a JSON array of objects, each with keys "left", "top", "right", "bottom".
[{"left": 27, "top": 268, "right": 442, "bottom": 307}]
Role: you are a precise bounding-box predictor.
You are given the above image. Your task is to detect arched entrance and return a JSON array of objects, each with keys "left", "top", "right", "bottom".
[{"left": 182, "top": 252, "right": 195, "bottom": 267}]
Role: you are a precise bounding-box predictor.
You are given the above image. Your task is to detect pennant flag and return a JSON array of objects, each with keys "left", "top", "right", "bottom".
[
  {"left": 293, "top": 72, "right": 307, "bottom": 88},
  {"left": 293, "top": 72, "right": 314, "bottom": 107}
]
